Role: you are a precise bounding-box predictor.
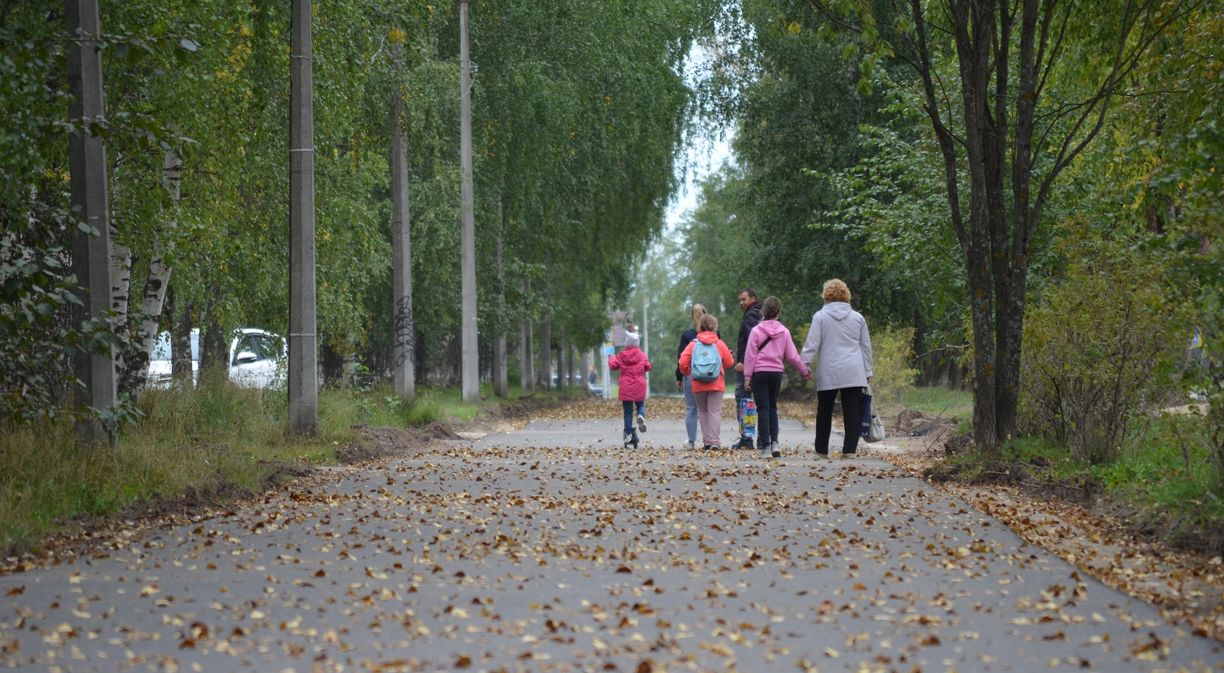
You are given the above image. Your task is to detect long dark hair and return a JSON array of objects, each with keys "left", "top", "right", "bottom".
[{"left": 762, "top": 296, "right": 781, "bottom": 320}]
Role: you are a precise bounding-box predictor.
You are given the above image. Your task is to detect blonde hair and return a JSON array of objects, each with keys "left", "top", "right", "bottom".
[
  {"left": 699, "top": 314, "right": 719, "bottom": 332},
  {"left": 690, "top": 303, "right": 706, "bottom": 329},
  {"left": 822, "top": 279, "right": 851, "bottom": 303}
]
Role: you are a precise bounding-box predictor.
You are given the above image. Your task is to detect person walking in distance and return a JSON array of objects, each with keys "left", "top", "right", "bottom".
[
  {"left": 733, "top": 288, "right": 764, "bottom": 449},
  {"left": 675, "top": 304, "right": 707, "bottom": 449},
  {"left": 743, "top": 296, "right": 810, "bottom": 458},
  {"left": 678, "top": 314, "right": 735, "bottom": 450},
  {"left": 800, "top": 279, "right": 874, "bottom": 459},
  {"left": 609, "top": 329, "right": 651, "bottom": 448}
]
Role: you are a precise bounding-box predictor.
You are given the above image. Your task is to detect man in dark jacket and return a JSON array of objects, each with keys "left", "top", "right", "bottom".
[{"left": 733, "top": 287, "right": 763, "bottom": 449}]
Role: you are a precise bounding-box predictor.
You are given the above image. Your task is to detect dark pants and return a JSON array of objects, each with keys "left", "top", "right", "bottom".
[
  {"left": 750, "top": 371, "right": 783, "bottom": 447},
  {"left": 622, "top": 400, "right": 644, "bottom": 434},
  {"left": 815, "top": 386, "right": 865, "bottom": 455}
]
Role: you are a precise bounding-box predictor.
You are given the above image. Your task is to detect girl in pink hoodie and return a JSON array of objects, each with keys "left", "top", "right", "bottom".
[
  {"left": 609, "top": 330, "right": 651, "bottom": 448},
  {"left": 744, "top": 297, "right": 811, "bottom": 457}
]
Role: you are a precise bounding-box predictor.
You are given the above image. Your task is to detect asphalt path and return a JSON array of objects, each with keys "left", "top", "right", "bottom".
[{"left": 1, "top": 414, "right": 1221, "bottom": 672}]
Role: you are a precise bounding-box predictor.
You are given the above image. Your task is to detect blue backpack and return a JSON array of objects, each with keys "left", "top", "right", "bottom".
[{"left": 690, "top": 340, "right": 722, "bottom": 382}]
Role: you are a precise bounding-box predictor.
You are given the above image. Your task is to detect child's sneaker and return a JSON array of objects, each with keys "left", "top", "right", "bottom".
[
  {"left": 636, "top": 413, "right": 647, "bottom": 433},
  {"left": 770, "top": 442, "right": 781, "bottom": 458},
  {"left": 623, "top": 431, "right": 635, "bottom": 448}
]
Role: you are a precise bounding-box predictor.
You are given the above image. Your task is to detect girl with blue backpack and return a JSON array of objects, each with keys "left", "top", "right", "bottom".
[{"left": 678, "top": 314, "right": 736, "bottom": 449}]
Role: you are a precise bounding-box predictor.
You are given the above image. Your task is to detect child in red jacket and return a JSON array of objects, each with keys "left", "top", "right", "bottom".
[
  {"left": 609, "top": 330, "right": 651, "bottom": 448},
  {"left": 678, "top": 314, "right": 736, "bottom": 449}
]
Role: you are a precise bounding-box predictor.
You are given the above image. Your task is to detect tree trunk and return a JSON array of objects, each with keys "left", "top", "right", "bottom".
[
  {"left": 128, "top": 149, "right": 180, "bottom": 393},
  {"left": 493, "top": 222, "right": 508, "bottom": 397},
  {"left": 109, "top": 228, "right": 131, "bottom": 334},
  {"left": 66, "top": 0, "right": 116, "bottom": 445},
  {"left": 199, "top": 307, "right": 227, "bottom": 378},
  {"left": 520, "top": 279, "right": 533, "bottom": 391},
  {"left": 391, "top": 90, "right": 415, "bottom": 401},
  {"left": 289, "top": 0, "right": 318, "bottom": 435},
  {"left": 108, "top": 228, "right": 132, "bottom": 390},
  {"left": 539, "top": 313, "right": 552, "bottom": 391},
  {"left": 458, "top": 0, "right": 479, "bottom": 403},
  {"left": 169, "top": 287, "right": 194, "bottom": 390}
]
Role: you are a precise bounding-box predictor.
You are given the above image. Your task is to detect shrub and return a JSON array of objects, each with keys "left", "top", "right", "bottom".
[
  {"left": 870, "top": 327, "right": 919, "bottom": 409},
  {"left": 1019, "top": 235, "right": 1188, "bottom": 464}
]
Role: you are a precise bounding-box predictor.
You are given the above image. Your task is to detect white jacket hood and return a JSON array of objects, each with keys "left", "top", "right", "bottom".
[{"left": 824, "top": 302, "right": 854, "bottom": 321}]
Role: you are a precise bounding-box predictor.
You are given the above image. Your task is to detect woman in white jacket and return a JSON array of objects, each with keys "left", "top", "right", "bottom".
[{"left": 800, "top": 279, "right": 874, "bottom": 459}]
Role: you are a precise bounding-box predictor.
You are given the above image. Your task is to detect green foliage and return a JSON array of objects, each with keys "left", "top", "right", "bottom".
[
  {"left": 817, "top": 71, "right": 968, "bottom": 344},
  {"left": 0, "top": 10, "right": 79, "bottom": 422},
  {"left": 719, "top": 1, "right": 920, "bottom": 327},
  {"left": 1019, "top": 233, "right": 1189, "bottom": 464},
  {"left": 2, "top": 0, "right": 720, "bottom": 423},
  {"left": 869, "top": 327, "right": 918, "bottom": 409}
]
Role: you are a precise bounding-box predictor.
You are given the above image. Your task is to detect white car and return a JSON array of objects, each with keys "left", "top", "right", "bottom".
[{"left": 147, "top": 328, "right": 287, "bottom": 389}]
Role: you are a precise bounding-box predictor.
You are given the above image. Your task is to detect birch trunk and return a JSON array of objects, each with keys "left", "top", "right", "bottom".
[
  {"left": 129, "top": 149, "right": 180, "bottom": 389},
  {"left": 492, "top": 220, "right": 508, "bottom": 397},
  {"left": 109, "top": 228, "right": 130, "bottom": 330},
  {"left": 520, "top": 279, "right": 533, "bottom": 390},
  {"left": 108, "top": 220, "right": 131, "bottom": 387},
  {"left": 539, "top": 312, "right": 552, "bottom": 391}
]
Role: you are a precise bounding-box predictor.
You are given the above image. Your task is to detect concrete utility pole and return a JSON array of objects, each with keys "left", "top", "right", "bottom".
[
  {"left": 289, "top": 0, "right": 318, "bottom": 436},
  {"left": 642, "top": 296, "right": 649, "bottom": 399},
  {"left": 391, "top": 91, "right": 415, "bottom": 401},
  {"left": 458, "top": 0, "right": 479, "bottom": 403},
  {"left": 65, "top": 0, "right": 116, "bottom": 446}
]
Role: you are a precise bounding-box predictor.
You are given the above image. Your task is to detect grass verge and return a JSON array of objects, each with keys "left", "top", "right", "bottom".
[
  {"left": 1, "top": 378, "right": 579, "bottom": 557},
  {"left": 927, "top": 410, "right": 1224, "bottom": 554},
  {"left": 893, "top": 386, "right": 973, "bottom": 428}
]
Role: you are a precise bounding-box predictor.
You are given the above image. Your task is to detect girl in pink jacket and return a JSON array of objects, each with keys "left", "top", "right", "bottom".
[
  {"left": 744, "top": 296, "right": 811, "bottom": 457},
  {"left": 609, "top": 330, "right": 651, "bottom": 448}
]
